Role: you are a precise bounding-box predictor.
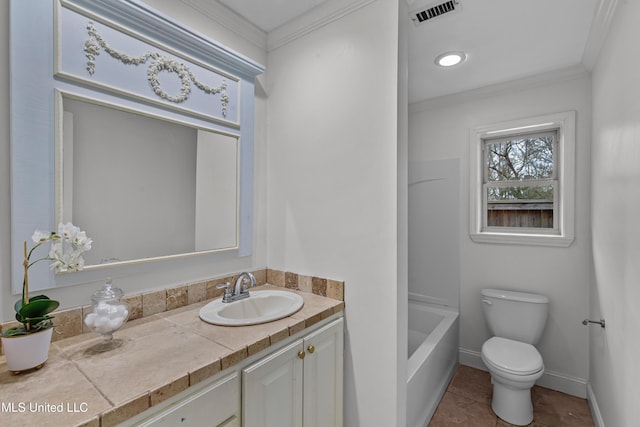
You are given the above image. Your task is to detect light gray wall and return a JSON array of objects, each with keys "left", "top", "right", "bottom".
[
  {"left": 408, "top": 158, "right": 460, "bottom": 308},
  {"left": 396, "top": 0, "right": 409, "bottom": 423},
  {"left": 409, "top": 71, "right": 593, "bottom": 397},
  {"left": 0, "top": 2, "right": 10, "bottom": 323},
  {"left": 265, "top": 1, "right": 406, "bottom": 425},
  {"left": 590, "top": 0, "right": 640, "bottom": 424}
]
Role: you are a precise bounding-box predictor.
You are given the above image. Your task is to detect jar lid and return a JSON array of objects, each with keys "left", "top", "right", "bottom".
[{"left": 92, "top": 277, "right": 124, "bottom": 301}]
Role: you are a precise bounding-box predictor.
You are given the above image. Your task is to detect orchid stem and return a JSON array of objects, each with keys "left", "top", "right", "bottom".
[
  {"left": 23, "top": 240, "right": 30, "bottom": 332},
  {"left": 23, "top": 241, "right": 29, "bottom": 305}
]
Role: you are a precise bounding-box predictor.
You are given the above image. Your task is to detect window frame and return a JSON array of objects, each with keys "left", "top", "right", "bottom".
[
  {"left": 482, "top": 129, "right": 559, "bottom": 234},
  {"left": 469, "top": 111, "right": 576, "bottom": 247}
]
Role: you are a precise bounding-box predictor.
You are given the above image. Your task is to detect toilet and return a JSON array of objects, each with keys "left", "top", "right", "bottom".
[{"left": 480, "top": 288, "right": 549, "bottom": 426}]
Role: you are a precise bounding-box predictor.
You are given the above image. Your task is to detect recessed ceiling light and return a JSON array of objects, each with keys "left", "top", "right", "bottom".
[{"left": 435, "top": 51, "right": 467, "bottom": 67}]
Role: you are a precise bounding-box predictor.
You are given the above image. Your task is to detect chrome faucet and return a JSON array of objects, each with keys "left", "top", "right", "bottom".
[
  {"left": 217, "top": 272, "right": 256, "bottom": 303},
  {"left": 234, "top": 272, "right": 256, "bottom": 296}
]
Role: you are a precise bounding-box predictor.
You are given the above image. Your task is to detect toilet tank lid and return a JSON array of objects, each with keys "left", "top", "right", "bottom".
[{"left": 481, "top": 288, "right": 549, "bottom": 304}]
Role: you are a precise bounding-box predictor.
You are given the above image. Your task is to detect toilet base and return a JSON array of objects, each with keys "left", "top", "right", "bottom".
[{"left": 491, "top": 378, "right": 534, "bottom": 426}]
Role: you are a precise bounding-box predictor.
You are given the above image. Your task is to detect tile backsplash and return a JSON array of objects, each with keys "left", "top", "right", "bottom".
[{"left": 0, "top": 268, "right": 344, "bottom": 353}]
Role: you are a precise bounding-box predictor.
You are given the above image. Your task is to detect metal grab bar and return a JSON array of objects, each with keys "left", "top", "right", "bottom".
[{"left": 582, "top": 318, "right": 605, "bottom": 328}]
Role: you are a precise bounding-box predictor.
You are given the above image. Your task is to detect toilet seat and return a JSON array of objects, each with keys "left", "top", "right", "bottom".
[{"left": 482, "top": 337, "right": 543, "bottom": 376}]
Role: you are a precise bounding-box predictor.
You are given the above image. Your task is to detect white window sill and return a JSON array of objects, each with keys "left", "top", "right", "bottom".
[{"left": 469, "top": 231, "right": 574, "bottom": 247}]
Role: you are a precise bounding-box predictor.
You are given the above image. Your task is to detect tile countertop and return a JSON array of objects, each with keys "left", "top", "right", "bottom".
[{"left": 0, "top": 285, "right": 344, "bottom": 427}]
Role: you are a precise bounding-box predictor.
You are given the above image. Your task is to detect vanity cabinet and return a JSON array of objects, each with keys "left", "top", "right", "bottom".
[
  {"left": 134, "top": 373, "right": 240, "bottom": 427},
  {"left": 119, "top": 316, "right": 343, "bottom": 427},
  {"left": 242, "top": 318, "right": 344, "bottom": 427}
]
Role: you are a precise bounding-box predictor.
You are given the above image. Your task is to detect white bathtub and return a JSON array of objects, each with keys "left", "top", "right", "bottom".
[{"left": 407, "top": 300, "right": 459, "bottom": 427}]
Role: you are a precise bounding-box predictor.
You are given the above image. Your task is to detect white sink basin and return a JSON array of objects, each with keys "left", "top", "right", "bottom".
[{"left": 199, "top": 290, "right": 304, "bottom": 326}]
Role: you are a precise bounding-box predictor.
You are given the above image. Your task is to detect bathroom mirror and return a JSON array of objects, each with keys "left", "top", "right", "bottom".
[
  {"left": 58, "top": 95, "right": 240, "bottom": 267},
  {"left": 10, "top": 0, "right": 263, "bottom": 293}
]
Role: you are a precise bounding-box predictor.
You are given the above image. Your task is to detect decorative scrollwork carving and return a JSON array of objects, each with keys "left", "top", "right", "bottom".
[{"left": 84, "top": 22, "right": 229, "bottom": 116}]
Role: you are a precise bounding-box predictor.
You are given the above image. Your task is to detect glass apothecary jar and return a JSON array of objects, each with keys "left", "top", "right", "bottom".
[{"left": 84, "top": 277, "right": 129, "bottom": 351}]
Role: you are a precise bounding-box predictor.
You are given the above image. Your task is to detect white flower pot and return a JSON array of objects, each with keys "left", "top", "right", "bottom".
[{"left": 1, "top": 327, "right": 54, "bottom": 373}]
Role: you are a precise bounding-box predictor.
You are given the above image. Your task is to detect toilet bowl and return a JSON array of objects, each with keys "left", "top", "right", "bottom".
[
  {"left": 481, "top": 337, "right": 544, "bottom": 425},
  {"left": 480, "top": 289, "right": 549, "bottom": 426}
]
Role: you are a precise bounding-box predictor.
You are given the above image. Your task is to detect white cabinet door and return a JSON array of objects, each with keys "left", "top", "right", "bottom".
[
  {"left": 137, "top": 372, "right": 240, "bottom": 427},
  {"left": 242, "top": 340, "right": 304, "bottom": 427},
  {"left": 302, "top": 318, "right": 344, "bottom": 427},
  {"left": 242, "top": 318, "right": 344, "bottom": 427}
]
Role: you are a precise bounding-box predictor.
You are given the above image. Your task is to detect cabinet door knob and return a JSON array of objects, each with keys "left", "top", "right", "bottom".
[
  {"left": 297, "top": 351, "right": 306, "bottom": 359},
  {"left": 307, "top": 345, "right": 315, "bottom": 354}
]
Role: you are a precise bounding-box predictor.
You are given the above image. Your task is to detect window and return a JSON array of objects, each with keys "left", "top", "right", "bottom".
[
  {"left": 484, "top": 130, "right": 557, "bottom": 230},
  {"left": 469, "top": 112, "right": 575, "bottom": 246}
]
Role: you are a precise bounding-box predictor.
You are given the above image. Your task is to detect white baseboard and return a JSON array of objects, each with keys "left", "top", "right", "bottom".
[
  {"left": 459, "top": 347, "right": 487, "bottom": 371},
  {"left": 459, "top": 347, "right": 588, "bottom": 398},
  {"left": 587, "top": 382, "right": 605, "bottom": 427}
]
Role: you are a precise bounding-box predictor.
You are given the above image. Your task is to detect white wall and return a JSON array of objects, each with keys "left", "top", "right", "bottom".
[
  {"left": 0, "top": 1, "right": 268, "bottom": 319},
  {"left": 409, "top": 71, "right": 593, "bottom": 397},
  {"left": 265, "top": 0, "right": 405, "bottom": 425},
  {"left": 590, "top": 0, "right": 640, "bottom": 424},
  {"left": 408, "top": 158, "right": 460, "bottom": 308},
  {"left": 396, "top": 0, "right": 409, "bottom": 423},
  {"left": 0, "top": 2, "right": 10, "bottom": 322}
]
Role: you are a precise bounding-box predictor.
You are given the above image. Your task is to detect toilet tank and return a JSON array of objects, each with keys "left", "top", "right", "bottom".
[{"left": 481, "top": 288, "right": 549, "bottom": 345}]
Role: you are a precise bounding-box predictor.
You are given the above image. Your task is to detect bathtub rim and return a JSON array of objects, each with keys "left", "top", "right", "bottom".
[{"left": 407, "top": 300, "right": 459, "bottom": 382}]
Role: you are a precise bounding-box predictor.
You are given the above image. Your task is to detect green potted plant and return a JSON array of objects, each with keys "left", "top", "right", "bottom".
[{"left": 1, "top": 223, "right": 92, "bottom": 373}]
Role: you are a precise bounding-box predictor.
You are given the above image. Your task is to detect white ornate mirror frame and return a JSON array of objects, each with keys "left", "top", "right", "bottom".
[{"left": 10, "top": 0, "right": 264, "bottom": 293}]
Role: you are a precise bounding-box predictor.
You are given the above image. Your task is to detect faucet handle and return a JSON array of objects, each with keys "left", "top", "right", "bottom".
[
  {"left": 238, "top": 276, "right": 252, "bottom": 295},
  {"left": 216, "top": 282, "right": 233, "bottom": 301}
]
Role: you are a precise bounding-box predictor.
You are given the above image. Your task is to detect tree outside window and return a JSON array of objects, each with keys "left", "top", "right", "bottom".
[{"left": 483, "top": 131, "right": 557, "bottom": 229}]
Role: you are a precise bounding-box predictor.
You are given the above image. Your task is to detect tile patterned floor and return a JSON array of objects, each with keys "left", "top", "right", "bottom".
[{"left": 428, "top": 365, "right": 595, "bottom": 427}]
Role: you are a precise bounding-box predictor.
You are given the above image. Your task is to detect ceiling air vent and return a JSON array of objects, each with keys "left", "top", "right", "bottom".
[{"left": 410, "top": 0, "right": 461, "bottom": 26}]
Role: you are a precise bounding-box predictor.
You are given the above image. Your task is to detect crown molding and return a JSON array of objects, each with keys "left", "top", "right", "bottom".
[
  {"left": 267, "top": 0, "right": 376, "bottom": 51},
  {"left": 178, "top": 0, "right": 375, "bottom": 54},
  {"left": 409, "top": 65, "right": 590, "bottom": 113},
  {"left": 179, "top": 0, "right": 267, "bottom": 51},
  {"left": 582, "top": 0, "right": 619, "bottom": 70}
]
